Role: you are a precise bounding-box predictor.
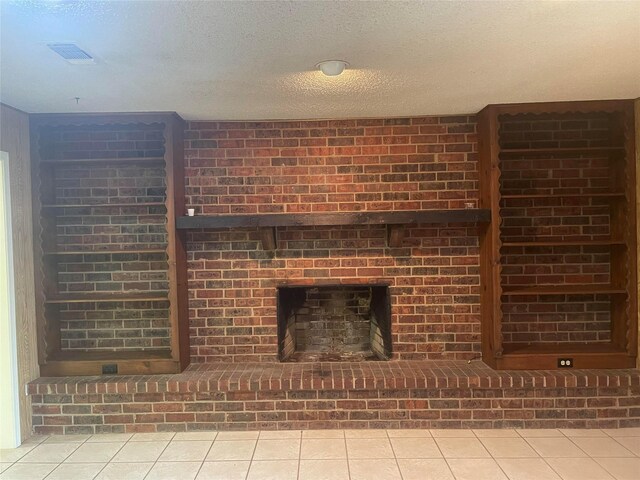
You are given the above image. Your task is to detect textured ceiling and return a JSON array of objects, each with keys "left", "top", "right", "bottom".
[{"left": 1, "top": 0, "right": 639, "bottom": 120}]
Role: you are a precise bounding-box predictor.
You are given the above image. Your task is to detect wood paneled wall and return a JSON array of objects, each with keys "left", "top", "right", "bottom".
[
  {"left": 0, "top": 104, "right": 38, "bottom": 441},
  {"left": 636, "top": 98, "right": 640, "bottom": 369}
]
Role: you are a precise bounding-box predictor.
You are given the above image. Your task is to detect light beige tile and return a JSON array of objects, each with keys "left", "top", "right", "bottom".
[
  {"left": 346, "top": 438, "right": 394, "bottom": 459},
  {"left": 298, "top": 459, "right": 349, "bottom": 480},
  {"left": 0, "top": 465, "right": 11, "bottom": 474},
  {"left": 613, "top": 436, "right": 640, "bottom": 456},
  {"left": 545, "top": 457, "right": 615, "bottom": 480},
  {"left": 215, "top": 431, "right": 259, "bottom": 441},
  {"left": 596, "top": 457, "right": 640, "bottom": 480},
  {"left": 246, "top": 460, "right": 298, "bottom": 480},
  {"left": 129, "top": 432, "right": 175, "bottom": 442},
  {"left": 259, "top": 431, "right": 301, "bottom": 440},
  {"left": 344, "top": 429, "right": 388, "bottom": 439},
  {"left": 196, "top": 461, "right": 250, "bottom": 480},
  {"left": 174, "top": 432, "right": 218, "bottom": 441},
  {"left": 603, "top": 427, "right": 640, "bottom": 437},
  {"left": 17, "top": 443, "right": 78, "bottom": 463},
  {"left": 473, "top": 429, "right": 519, "bottom": 438},
  {"left": 559, "top": 429, "right": 606, "bottom": 437},
  {"left": 205, "top": 440, "right": 256, "bottom": 461},
  {"left": 64, "top": 442, "right": 123, "bottom": 463},
  {"left": 434, "top": 438, "right": 491, "bottom": 458},
  {"left": 253, "top": 439, "right": 300, "bottom": 460},
  {"left": 397, "top": 458, "right": 455, "bottom": 480},
  {"left": 430, "top": 429, "right": 476, "bottom": 438},
  {"left": 46, "top": 463, "right": 105, "bottom": 480},
  {"left": 480, "top": 437, "right": 538, "bottom": 458},
  {"left": 571, "top": 436, "right": 635, "bottom": 457},
  {"left": 159, "top": 440, "right": 212, "bottom": 461},
  {"left": 94, "top": 462, "right": 153, "bottom": 480},
  {"left": 302, "top": 430, "right": 344, "bottom": 439},
  {"left": 145, "top": 462, "right": 202, "bottom": 480},
  {"left": 496, "top": 458, "right": 561, "bottom": 480},
  {"left": 446, "top": 458, "right": 508, "bottom": 480},
  {"left": 300, "top": 439, "right": 346, "bottom": 460},
  {"left": 348, "top": 459, "right": 402, "bottom": 480},
  {"left": 21, "top": 436, "right": 48, "bottom": 445},
  {"left": 0, "top": 463, "right": 57, "bottom": 480},
  {"left": 86, "top": 434, "right": 133, "bottom": 443},
  {"left": 524, "top": 437, "right": 587, "bottom": 457},
  {"left": 44, "top": 435, "right": 90, "bottom": 444},
  {"left": 390, "top": 437, "right": 442, "bottom": 458},
  {"left": 517, "top": 429, "right": 564, "bottom": 438},
  {"left": 387, "top": 429, "right": 432, "bottom": 438},
  {"left": 111, "top": 441, "right": 168, "bottom": 463},
  {"left": 0, "top": 446, "right": 35, "bottom": 463}
]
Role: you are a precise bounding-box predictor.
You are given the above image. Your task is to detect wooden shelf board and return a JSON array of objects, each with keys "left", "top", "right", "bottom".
[
  {"left": 40, "top": 157, "right": 165, "bottom": 166},
  {"left": 502, "top": 342, "right": 624, "bottom": 355},
  {"left": 49, "top": 349, "right": 172, "bottom": 361},
  {"left": 42, "top": 202, "right": 166, "bottom": 209},
  {"left": 44, "top": 249, "right": 167, "bottom": 256},
  {"left": 176, "top": 209, "right": 491, "bottom": 229},
  {"left": 499, "top": 147, "right": 624, "bottom": 156},
  {"left": 501, "top": 284, "right": 627, "bottom": 295},
  {"left": 501, "top": 192, "right": 625, "bottom": 199},
  {"left": 502, "top": 240, "right": 625, "bottom": 247},
  {"left": 45, "top": 292, "right": 169, "bottom": 304}
]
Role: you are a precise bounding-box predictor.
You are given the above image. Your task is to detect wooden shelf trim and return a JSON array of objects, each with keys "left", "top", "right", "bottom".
[
  {"left": 45, "top": 292, "right": 169, "bottom": 304},
  {"left": 40, "top": 156, "right": 165, "bottom": 166},
  {"left": 501, "top": 284, "right": 627, "bottom": 295},
  {"left": 499, "top": 147, "right": 624, "bottom": 156},
  {"left": 501, "top": 239, "right": 625, "bottom": 247},
  {"left": 41, "top": 202, "right": 166, "bottom": 209},
  {"left": 44, "top": 248, "right": 167, "bottom": 256},
  {"left": 177, "top": 209, "right": 491, "bottom": 229},
  {"left": 501, "top": 192, "right": 625, "bottom": 200}
]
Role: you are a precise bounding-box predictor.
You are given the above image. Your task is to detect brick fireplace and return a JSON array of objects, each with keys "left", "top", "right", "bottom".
[{"left": 185, "top": 116, "right": 482, "bottom": 363}]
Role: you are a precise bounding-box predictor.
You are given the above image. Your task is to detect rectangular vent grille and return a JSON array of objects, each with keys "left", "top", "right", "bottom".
[{"left": 48, "top": 43, "right": 95, "bottom": 64}]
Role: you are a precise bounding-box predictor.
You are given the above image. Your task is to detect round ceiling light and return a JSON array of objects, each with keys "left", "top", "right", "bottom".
[{"left": 316, "top": 60, "right": 349, "bottom": 76}]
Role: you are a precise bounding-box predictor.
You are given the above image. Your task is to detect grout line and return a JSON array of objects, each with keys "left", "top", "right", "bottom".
[
  {"left": 193, "top": 436, "right": 216, "bottom": 480},
  {"left": 344, "top": 431, "right": 352, "bottom": 480},
  {"left": 476, "top": 436, "right": 515, "bottom": 480},
  {"left": 296, "top": 431, "right": 302, "bottom": 480},
  {"left": 386, "top": 429, "right": 405, "bottom": 480},
  {"left": 243, "top": 432, "right": 259, "bottom": 480},
  {"left": 141, "top": 433, "right": 175, "bottom": 480}
]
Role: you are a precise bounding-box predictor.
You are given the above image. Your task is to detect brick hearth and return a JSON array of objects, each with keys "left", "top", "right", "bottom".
[{"left": 28, "top": 361, "right": 640, "bottom": 434}]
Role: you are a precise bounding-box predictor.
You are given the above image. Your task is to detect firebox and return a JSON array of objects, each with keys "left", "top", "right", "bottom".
[{"left": 277, "top": 285, "right": 392, "bottom": 362}]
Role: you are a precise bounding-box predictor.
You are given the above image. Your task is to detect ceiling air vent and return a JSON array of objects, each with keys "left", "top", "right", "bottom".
[{"left": 47, "top": 43, "right": 95, "bottom": 64}]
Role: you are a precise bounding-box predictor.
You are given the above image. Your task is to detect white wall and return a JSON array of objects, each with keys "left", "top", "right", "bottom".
[{"left": 0, "top": 151, "right": 20, "bottom": 448}]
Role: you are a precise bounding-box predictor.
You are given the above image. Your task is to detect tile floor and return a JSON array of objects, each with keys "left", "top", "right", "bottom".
[{"left": 0, "top": 428, "right": 638, "bottom": 480}]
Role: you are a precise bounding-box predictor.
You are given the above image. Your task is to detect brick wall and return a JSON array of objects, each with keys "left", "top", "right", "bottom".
[
  {"left": 184, "top": 116, "right": 481, "bottom": 362},
  {"left": 38, "top": 124, "right": 171, "bottom": 351},
  {"left": 27, "top": 362, "right": 640, "bottom": 434}
]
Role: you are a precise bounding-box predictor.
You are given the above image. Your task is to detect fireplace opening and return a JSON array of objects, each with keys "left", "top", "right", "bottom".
[{"left": 277, "top": 285, "right": 392, "bottom": 362}]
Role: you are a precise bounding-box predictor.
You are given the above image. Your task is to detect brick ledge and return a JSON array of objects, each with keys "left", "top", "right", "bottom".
[{"left": 28, "top": 360, "right": 640, "bottom": 394}]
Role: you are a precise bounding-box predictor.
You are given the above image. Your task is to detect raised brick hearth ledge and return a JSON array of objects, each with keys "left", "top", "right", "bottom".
[{"left": 29, "top": 361, "right": 640, "bottom": 434}]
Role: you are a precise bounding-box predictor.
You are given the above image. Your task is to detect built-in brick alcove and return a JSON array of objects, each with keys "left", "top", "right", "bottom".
[{"left": 277, "top": 284, "right": 392, "bottom": 362}]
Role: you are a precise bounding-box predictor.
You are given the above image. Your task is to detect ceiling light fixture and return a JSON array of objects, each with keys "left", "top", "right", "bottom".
[{"left": 316, "top": 60, "right": 349, "bottom": 76}]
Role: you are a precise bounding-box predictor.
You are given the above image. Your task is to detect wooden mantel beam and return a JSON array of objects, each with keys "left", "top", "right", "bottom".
[{"left": 176, "top": 209, "right": 490, "bottom": 230}]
